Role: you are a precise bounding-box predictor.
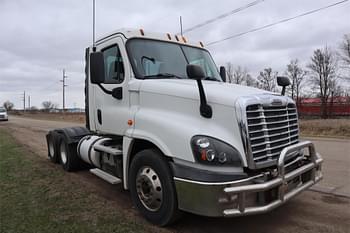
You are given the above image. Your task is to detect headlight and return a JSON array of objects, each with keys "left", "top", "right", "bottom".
[{"left": 191, "top": 136, "right": 242, "bottom": 166}]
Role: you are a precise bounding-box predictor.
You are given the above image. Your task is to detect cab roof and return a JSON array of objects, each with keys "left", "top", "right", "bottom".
[{"left": 96, "top": 28, "right": 205, "bottom": 49}]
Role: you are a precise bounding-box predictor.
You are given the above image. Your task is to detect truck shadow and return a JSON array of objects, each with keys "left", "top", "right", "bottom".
[{"left": 169, "top": 206, "right": 294, "bottom": 233}]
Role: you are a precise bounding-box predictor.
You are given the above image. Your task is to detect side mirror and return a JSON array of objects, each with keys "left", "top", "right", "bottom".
[
  {"left": 90, "top": 52, "right": 105, "bottom": 84},
  {"left": 187, "top": 64, "right": 205, "bottom": 80},
  {"left": 186, "top": 64, "right": 212, "bottom": 118},
  {"left": 219, "top": 66, "right": 226, "bottom": 82},
  {"left": 277, "top": 76, "right": 291, "bottom": 96}
]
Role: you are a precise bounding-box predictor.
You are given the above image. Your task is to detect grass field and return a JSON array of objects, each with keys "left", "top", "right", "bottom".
[
  {"left": 0, "top": 128, "right": 147, "bottom": 233},
  {"left": 299, "top": 118, "right": 350, "bottom": 138}
]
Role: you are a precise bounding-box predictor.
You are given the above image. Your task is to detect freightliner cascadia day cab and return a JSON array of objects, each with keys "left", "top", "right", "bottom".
[{"left": 46, "top": 28, "right": 323, "bottom": 226}]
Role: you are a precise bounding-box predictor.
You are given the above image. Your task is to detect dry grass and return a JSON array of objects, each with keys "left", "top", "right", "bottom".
[
  {"left": 13, "top": 112, "right": 86, "bottom": 124},
  {"left": 299, "top": 118, "right": 350, "bottom": 138}
]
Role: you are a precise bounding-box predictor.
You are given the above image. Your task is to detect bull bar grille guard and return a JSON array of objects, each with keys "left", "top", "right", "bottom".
[{"left": 222, "top": 140, "right": 323, "bottom": 216}]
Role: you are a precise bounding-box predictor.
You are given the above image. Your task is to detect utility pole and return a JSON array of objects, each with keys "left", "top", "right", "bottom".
[
  {"left": 60, "top": 69, "right": 67, "bottom": 112},
  {"left": 22, "top": 91, "right": 26, "bottom": 112},
  {"left": 28, "top": 95, "right": 31, "bottom": 110}
]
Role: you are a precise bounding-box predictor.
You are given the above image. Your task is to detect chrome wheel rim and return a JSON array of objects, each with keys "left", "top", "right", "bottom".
[
  {"left": 136, "top": 166, "right": 163, "bottom": 211},
  {"left": 48, "top": 138, "right": 54, "bottom": 158},
  {"left": 60, "top": 141, "right": 67, "bottom": 164}
]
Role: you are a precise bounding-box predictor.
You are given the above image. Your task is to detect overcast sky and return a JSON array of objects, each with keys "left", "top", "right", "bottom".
[{"left": 0, "top": 0, "right": 349, "bottom": 109}]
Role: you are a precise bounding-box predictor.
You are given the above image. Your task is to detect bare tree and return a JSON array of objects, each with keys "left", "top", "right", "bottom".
[
  {"left": 232, "top": 66, "right": 248, "bottom": 85},
  {"left": 285, "top": 59, "right": 307, "bottom": 105},
  {"left": 257, "top": 68, "right": 277, "bottom": 92},
  {"left": 3, "top": 101, "right": 14, "bottom": 111},
  {"left": 307, "top": 46, "right": 337, "bottom": 118},
  {"left": 245, "top": 74, "right": 258, "bottom": 87},
  {"left": 29, "top": 106, "right": 39, "bottom": 111},
  {"left": 338, "top": 34, "right": 350, "bottom": 82},
  {"left": 42, "top": 101, "right": 57, "bottom": 112},
  {"left": 339, "top": 34, "right": 350, "bottom": 68},
  {"left": 225, "top": 62, "right": 234, "bottom": 83}
]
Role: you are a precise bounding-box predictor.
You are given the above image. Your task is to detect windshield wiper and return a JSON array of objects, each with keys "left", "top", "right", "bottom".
[
  {"left": 203, "top": 76, "right": 221, "bottom": 82},
  {"left": 144, "top": 73, "right": 184, "bottom": 79}
]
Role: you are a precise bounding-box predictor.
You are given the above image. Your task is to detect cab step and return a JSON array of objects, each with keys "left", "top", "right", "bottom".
[{"left": 90, "top": 168, "right": 122, "bottom": 184}]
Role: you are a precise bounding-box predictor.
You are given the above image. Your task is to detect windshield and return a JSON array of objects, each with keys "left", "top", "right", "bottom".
[
  {"left": 0, "top": 108, "right": 6, "bottom": 113},
  {"left": 127, "top": 39, "right": 222, "bottom": 81}
]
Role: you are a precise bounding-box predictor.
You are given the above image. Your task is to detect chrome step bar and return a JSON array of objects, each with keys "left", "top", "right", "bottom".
[{"left": 90, "top": 168, "right": 122, "bottom": 184}]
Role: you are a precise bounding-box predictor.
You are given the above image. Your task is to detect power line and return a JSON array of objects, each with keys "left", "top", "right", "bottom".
[
  {"left": 180, "top": 0, "right": 265, "bottom": 34},
  {"left": 207, "top": 0, "right": 349, "bottom": 46}
]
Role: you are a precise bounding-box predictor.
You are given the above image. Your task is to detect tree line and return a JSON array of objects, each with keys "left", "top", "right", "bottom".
[
  {"left": 225, "top": 34, "right": 350, "bottom": 118},
  {"left": 2, "top": 100, "right": 58, "bottom": 112}
]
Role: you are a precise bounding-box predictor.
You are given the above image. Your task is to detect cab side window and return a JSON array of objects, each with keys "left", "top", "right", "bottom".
[{"left": 102, "top": 44, "right": 125, "bottom": 84}]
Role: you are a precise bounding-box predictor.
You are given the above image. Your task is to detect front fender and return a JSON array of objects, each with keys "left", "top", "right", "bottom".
[{"left": 132, "top": 99, "right": 247, "bottom": 166}]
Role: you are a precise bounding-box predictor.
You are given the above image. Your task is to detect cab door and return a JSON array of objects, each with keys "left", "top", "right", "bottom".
[{"left": 93, "top": 36, "right": 130, "bottom": 135}]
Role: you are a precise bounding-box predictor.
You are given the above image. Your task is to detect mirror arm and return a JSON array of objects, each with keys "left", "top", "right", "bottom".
[
  {"left": 196, "top": 79, "right": 212, "bottom": 118},
  {"left": 281, "top": 86, "right": 286, "bottom": 96}
]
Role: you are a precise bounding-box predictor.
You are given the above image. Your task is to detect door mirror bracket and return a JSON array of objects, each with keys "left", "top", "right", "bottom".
[{"left": 186, "top": 64, "right": 212, "bottom": 118}]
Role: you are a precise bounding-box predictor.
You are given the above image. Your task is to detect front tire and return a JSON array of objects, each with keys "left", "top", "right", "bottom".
[{"left": 129, "top": 149, "right": 180, "bottom": 226}]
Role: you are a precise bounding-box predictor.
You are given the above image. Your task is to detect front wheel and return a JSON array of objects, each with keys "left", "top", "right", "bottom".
[{"left": 129, "top": 149, "right": 180, "bottom": 226}]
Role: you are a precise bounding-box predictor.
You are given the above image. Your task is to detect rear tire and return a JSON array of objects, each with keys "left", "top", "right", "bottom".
[
  {"left": 58, "top": 136, "right": 80, "bottom": 172},
  {"left": 129, "top": 149, "right": 180, "bottom": 226},
  {"left": 46, "top": 131, "right": 59, "bottom": 163}
]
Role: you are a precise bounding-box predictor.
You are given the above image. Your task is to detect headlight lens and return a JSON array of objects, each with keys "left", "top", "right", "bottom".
[{"left": 191, "top": 136, "right": 242, "bottom": 166}]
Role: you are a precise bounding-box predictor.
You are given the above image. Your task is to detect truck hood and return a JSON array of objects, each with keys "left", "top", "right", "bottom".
[{"left": 139, "top": 79, "right": 274, "bottom": 106}]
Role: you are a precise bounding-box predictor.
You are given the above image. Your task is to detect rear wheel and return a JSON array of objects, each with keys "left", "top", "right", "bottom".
[
  {"left": 46, "top": 131, "right": 59, "bottom": 163},
  {"left": 58, "top": 136, "right": 80, "bottom": 172},
  {"left": 129, "top": 149, "right": 180, "bottom": 226}
]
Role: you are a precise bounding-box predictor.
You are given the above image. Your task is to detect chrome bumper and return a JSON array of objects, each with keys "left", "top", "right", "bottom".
[{"left": 174, "top": 141, "right": 323, "bottom": 217}]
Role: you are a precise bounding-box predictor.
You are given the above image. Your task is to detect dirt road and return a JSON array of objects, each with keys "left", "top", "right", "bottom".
[{"left": 1, "top": 116, "right": 349, "bottom": 233}]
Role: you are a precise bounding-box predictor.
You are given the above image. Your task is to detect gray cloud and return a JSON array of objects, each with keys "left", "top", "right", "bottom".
[{"left": 0, "top": 0, "right": 349, "bottom": 108}]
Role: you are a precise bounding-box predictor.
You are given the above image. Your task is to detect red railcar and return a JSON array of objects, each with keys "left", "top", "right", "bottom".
[{"left": 297, "top": 97, "right": 350, "bottom": 117}]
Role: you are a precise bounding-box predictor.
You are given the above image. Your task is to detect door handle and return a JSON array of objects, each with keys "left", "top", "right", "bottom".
[{"left": 97, "top": 109, "right": 102, "bottom": 125}]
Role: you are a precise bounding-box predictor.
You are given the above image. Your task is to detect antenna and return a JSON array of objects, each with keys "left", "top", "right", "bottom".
[
  {"left": 92, "top": 0, "right": 96, "bottom": 51},
  {"left": 180, "top": 16, "right": 183, "bottom": 36}
]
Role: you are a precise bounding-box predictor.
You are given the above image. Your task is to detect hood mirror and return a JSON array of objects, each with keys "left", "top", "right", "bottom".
[
  {"left": 187, "top": 64, "right": 212, "bottom": 118},
  {"left": 219, "top": 66, "right": 226, "bottom": 82},
  {"left": 277, "top": 76, "right": 290, "bottom": 96}
]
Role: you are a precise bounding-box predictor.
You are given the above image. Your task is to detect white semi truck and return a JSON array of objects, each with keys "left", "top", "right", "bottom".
[{"left": 46, "top": 28, "right": 323, "bottom": 226}]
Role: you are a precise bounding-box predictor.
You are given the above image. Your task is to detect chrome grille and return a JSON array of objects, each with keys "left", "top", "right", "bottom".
[{"left": 246, "top": 103, "right": 299, "bottom": 163}]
